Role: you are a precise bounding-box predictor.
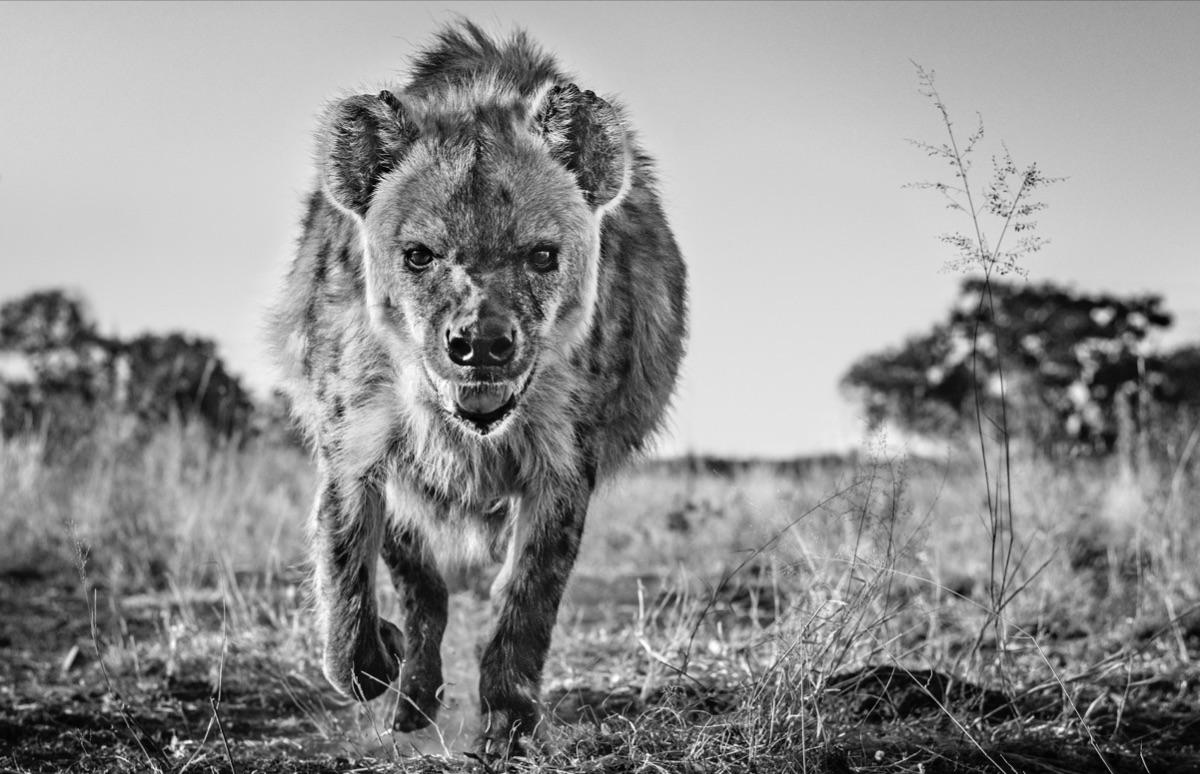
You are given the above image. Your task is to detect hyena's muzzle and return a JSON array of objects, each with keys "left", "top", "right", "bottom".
[{"left": 425, "top": 296, "right": 536, "bottom": 436}]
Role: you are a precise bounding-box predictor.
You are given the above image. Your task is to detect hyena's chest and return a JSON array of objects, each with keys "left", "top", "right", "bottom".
[
  {"left": 388, "top": 477, "right": 514, "bottom": 567},
  {"left": 385, "top": 432, "right": 526, "bottom": 567}
]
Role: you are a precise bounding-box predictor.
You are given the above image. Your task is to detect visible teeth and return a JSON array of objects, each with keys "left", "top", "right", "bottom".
[{"left": 453, "top": 383, "right": 513, "bottom": 415}]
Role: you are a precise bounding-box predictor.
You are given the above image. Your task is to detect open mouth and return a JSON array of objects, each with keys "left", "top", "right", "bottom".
[
  {"left": 452, "top": 383, "right": 518, "bottom": 433},
  {"left": 424, "top": 365, "right": 536, "bottom": 437}
]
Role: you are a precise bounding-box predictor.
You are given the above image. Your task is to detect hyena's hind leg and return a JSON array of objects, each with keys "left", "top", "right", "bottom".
[
  {"left": 381, "top": 523, "right": 449, "bottom": 732},
  {"left": 312, "top": 473, "right": 404, "bottom": 701}
]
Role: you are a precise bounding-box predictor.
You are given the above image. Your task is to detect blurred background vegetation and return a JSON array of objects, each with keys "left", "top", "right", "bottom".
[
  {"left": 842, "top": 277, "right": 1200, "bottom": 459},
  {"left": 3, "top": 280, "right": 1198, "bottom": 601},
  {"left": 0, "top": 288, "right": 296, "bottom": 453},
  {"left": 4, "top": 283, "right": 1199, "bottom": 462},
  {"left": 4, "top": 285, "right": 1200, "bottom": 771}
]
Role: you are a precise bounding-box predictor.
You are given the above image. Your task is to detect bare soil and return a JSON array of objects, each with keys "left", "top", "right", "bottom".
[{"left": 4, "top": 566, "right": 1200, "bottom": 774}]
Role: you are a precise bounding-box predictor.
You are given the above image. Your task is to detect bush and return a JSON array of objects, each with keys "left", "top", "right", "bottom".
[
  {"left": 0, "top": 289, "right": 257, "bottom": 450},
  {"left": 843, "top": 278, "right": 1200, "bottom": 455}
]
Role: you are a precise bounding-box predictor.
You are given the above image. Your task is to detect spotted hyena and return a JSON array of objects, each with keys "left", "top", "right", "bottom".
[{"left": 267, "top": 21, "right": 686, "bottom": 755}]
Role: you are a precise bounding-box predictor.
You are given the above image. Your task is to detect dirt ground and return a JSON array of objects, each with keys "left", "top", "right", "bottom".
[{"left": 5, "top": 563, "right": 1200, "bottom": 774}]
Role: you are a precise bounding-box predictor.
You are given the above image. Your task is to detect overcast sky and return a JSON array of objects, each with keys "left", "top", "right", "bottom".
[{"left": 2, "top": 1, "right": 1198, "bottom": 457}]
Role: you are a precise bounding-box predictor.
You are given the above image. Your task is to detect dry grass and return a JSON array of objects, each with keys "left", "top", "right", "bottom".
[{"left": 3, "top": 422, "right": 1200, "bottom": 772}]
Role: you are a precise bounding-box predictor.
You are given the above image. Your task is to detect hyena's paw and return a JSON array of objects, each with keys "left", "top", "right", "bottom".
[
  {"left": 392, "top": 658, "right": 444, "bottom": 732},
  {"left": 323, "top": 618, "right": 405, "bottom": 702},
  {"left": 476, "top": 705, "right": 539, "bottom": 761}
]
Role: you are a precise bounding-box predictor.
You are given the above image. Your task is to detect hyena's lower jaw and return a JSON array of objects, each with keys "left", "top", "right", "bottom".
[
  {"left": 427, "top": 368, "right": 535, "bottom": 437},
  {"left": 452, "top": 383, "right": 518, "bottom": 434}
]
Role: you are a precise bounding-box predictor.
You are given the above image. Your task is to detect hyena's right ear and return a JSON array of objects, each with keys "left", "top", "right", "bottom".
[{"left": 320, "top": 91, "right": 417, "bottom": 217}]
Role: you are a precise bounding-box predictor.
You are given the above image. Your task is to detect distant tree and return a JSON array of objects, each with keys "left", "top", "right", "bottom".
[
  {"left": 0, "top": 288, "right": 98, "bottom": 351},
  {"left": 121, "top": 332, "right": 255, "bottom": 438},
  {"left": 0, "top": 289, "right": 256, "bottom": 444},
  {"left": 842, "top": 278, "right": 1194, "bottom": 454},
  {"left": 1158, "top": 345, "right": 1200, "bottom": 412},
  {"left": 0, "top": 290, "right": 118, "bottom": 440}
]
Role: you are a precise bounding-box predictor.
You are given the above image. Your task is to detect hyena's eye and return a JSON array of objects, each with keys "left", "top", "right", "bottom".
[
  {"left": 528, "top": 245, "right": 559, "bottom": 273},
  {"left": 403, "top": 245, "right": 436, "bottom": 272}
]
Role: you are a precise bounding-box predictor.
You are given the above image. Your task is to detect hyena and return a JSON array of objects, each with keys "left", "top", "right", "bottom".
[{"left": 268, "top": 21, "right": 686, "bottom": 754}]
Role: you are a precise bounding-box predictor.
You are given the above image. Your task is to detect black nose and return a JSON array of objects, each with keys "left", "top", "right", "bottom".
[{"left": 446, "top": 324, "right": 516, "bottom": 367}]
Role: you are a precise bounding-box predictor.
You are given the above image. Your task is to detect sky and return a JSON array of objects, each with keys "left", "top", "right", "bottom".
[{"left": 2, "top": 1, "right": 1198, "bottom": 458}]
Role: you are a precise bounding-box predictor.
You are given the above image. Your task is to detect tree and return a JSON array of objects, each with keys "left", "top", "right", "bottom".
[
  {"left": 120, "top": 332, "right": 255, "bottom": 438},
  {"left": 0, "top": 288, "right": 98, "bottom": 352},
  {"left": 0, "top": 290, "right": 119, "bottom": 440},
  {"left": 842, "top": 278, "right": 1195, "bottom": 454},
  {"left": 0, "top": 289, "right": 256, "bottom": 444}
]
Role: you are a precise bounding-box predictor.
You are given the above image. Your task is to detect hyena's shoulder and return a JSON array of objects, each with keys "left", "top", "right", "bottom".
[
  {"left": 579, "top": 149, "right": 689, "bottom": 475},
  {"left": 266, "top": 189, "right": 382, "bottom": 444}
]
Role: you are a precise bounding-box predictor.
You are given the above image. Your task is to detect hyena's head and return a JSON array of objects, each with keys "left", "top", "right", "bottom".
[{"left": 320, "top": 83, "right": 629, "bottom": 437}]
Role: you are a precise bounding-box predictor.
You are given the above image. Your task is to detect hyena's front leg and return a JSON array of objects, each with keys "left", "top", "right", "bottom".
[
  {"left": 313, "top": 473, "right": 403, "bottom": 702},
  {"left": 381, "top": 524, "right": 448, "bottom": 732},
  {"left": 478, "top": 480, "right": 589, "bottom": 757}
]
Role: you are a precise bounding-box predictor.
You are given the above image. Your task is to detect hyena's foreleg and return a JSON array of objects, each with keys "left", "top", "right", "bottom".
[
  {"left": 477, "top": 479, "right": 590, "bottom": 756},
  {"left": 381, "top": 523, "right": 448, "bottom": 732},
  {"left": 313, "top": 471, "right": 403, "bottom": 701}
]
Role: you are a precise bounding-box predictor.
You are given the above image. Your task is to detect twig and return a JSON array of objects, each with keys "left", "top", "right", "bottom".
[
  {"left": 71, "top": 526, "right": 170, "bottom": 773},
  {"left": 211, "top": 592, "right": 238, "bottom": 774}
]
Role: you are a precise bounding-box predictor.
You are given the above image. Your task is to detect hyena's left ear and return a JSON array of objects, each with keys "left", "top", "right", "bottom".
[
  {"left": 533, "top": 83, "right": 630, "bottom": 209},
  {"left": 320, "top": 90, "right": 417, "bottom": 217}
]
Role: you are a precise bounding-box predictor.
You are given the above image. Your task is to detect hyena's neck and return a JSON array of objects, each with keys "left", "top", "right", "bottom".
[{"left": 379, "top": 359, "right": 582, "bottom": 510}]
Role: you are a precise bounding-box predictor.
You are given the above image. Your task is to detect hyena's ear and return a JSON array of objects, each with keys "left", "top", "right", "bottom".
[
  {"left": 320, "top": 91, "right": 417, "bottom": 217},
  {"left": 533, "top": 83, "right": 630, "bottom": 209}
]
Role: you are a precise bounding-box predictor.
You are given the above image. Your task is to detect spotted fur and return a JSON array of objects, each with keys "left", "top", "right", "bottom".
[{"left": 267, "top": 20, "right": 687, "bottom": 756}]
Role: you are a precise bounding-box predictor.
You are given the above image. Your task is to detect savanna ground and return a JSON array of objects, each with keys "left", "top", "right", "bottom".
[{"left": 3, "top": 421, "right": 1200, "bottom": 773}]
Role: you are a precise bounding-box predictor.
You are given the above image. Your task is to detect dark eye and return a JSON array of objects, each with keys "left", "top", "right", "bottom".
[
  {"left": 404, "top": 245, "right": 435, "bottom": 271},
  {"left": 528, "top": 245, "right": 559, "bottom": 273}
]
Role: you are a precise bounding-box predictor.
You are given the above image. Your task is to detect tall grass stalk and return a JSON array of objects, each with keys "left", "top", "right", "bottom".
[{"left": 908, "top": 63, "right": 1062, "bottom": 679}]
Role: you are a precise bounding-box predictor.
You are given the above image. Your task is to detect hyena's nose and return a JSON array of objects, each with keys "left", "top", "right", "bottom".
[{"left": 446, "top": 321, "right": 517, "bottom": 367}]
